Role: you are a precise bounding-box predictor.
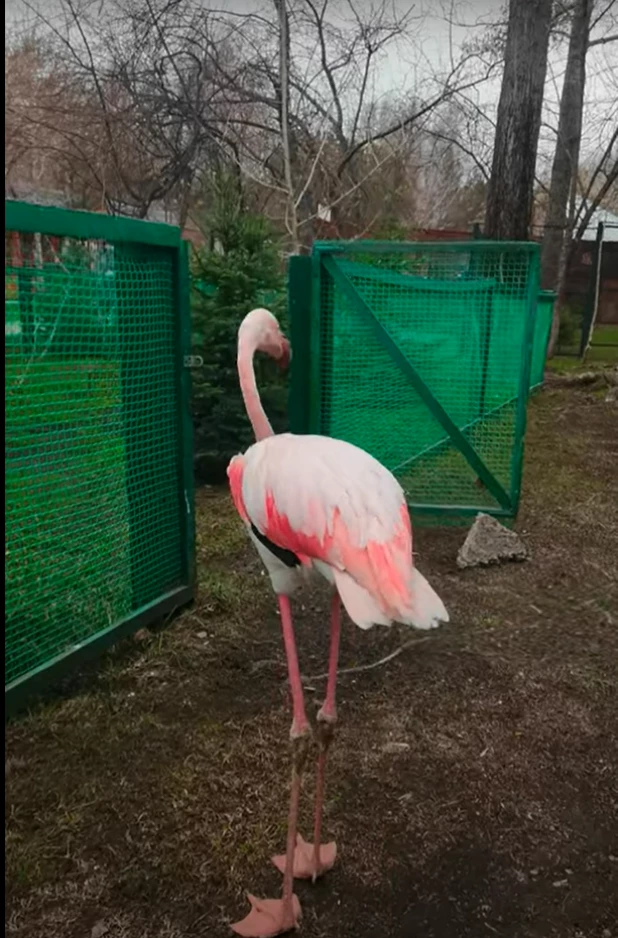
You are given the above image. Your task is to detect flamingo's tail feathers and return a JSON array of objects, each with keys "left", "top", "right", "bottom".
[
  {"left": 401, "top": 567, "right": 449, "bottom": 630},
  {"left": 333, "top": 570, "right": 391, "bottom": 630},
  {"left": 334, "top": 567, "right": 448, "bottom": 632}
]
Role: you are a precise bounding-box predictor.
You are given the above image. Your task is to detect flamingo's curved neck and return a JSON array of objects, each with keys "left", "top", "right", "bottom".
[{"left": 238, "top": 333, "right": 274, "bottom": 441}]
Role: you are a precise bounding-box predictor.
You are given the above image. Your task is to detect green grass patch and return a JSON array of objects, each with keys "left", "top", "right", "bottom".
[
  {"left": 553, "top": 324, "right": 618, "bottom": 366},
  {"left": 5, "top": 357, "right": 132, "bottom": 687},
  {"left": 586, "top": 345, "right": 618, "bottom": 364},
  {"left": 546, "top": 356, "right": 589, "bottom": 375},
  {"left": 591, "top": 323, "right": 618, "bottom": 345}
]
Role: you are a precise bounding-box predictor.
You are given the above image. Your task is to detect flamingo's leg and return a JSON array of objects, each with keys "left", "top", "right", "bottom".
[
  {"left": 311, "top": 591, "right": 341, "bottom": 877},
  {"left": 273, "top": 592, "right": 340, "bottom": 882},
  {"left": 231, "top": 595, "right": 306, "bottom": 937}
]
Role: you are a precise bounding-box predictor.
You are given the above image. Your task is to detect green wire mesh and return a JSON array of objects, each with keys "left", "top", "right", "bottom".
[
  {"left": 310, "top": 241, "right": 541, "bottom": 522},
  {"left": 531, "top": 291, "right": 555, "bottom": 389},
  {"left": 5, "top": 224, "right": 186, "bottom": 690}
]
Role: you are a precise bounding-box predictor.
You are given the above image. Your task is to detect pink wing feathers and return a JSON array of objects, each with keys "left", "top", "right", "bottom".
[
  {"left": 228, "top": 455, "right": 249, "bottom": 523},
  {"left": 233, "top": 434, "right": 448, "bottom": 631}
]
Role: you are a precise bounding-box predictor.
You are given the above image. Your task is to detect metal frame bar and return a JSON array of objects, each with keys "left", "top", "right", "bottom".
[
  {"left": 322, "top": 254, "right": 513, "bottom": 512},
  {"left": 411, "top": 505, "right": 513, "bottom": 517},
  {"left": 509, "top": 246, "right": 541, "bottom": 510},
  {"left": 116, "top": 241, "right": 153, "bottom": 609},
  {"left": 477, "top": 284, "right": 495, "bottom": 417},
  {"left": 288, "top": 255, "right": 312, "bottom": 434},
  {"left": 314, "top": 239, "right": 538, "bottom": 256},
  {"left": 5, "top": 200, "right": 182, "bottom": 248},
  {"left": 175, "top": 240, "right": 197, "bottom": 590},
  {"left": 309, "top": 249, "right": 323, "bottom": 433},
  {"left": 5, "top": 586, "right": 193, "bottom": 716}
]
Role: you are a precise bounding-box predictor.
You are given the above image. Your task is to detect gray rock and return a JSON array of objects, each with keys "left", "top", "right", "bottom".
[{"left": 457, "top": 513, "right": 528, "bottom": 569}]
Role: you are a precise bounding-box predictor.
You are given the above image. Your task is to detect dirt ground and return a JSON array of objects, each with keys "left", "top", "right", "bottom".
[{"left": 5, "top": 382, "right": 618, "bottom": 938}]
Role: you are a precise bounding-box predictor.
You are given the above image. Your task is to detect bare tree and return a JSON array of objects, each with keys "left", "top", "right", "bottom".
[
  {"left": 5, "top": 32, "right": 92, "bottom": 205},
  {"left": 8, "top": 0, "right": 231, "bottom": 218},
  {"left": 214, "top": 1, "right": 497, "bottom": 246},
  {"left": 573, "top": 130, "right": 618, "bottom": 239},
  {"left": 541, "top": 0, "right": 594, "bottom": 288},
  {"left": 540, "top": 0, "right": 617, "bottom": 355},
  {"left": 273, "top": 0, "right": 301, "bottom": 252},
  {"left": 484, "top": 0, "right": 553, "bottom": 239},
  {"left": 7, "top": 0, "right": 498, "bottom": 240}
]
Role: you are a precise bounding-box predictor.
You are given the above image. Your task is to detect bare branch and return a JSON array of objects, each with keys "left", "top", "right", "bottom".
[
  {"left": 294, "top": 136, "right": 327, "bottom": 209},
  {"left": 425, "top": 129, "right": 490, "bottom": 181},
  {"left": 337, "top": 59, "right": 497, "bottom": 178},
  {"left": 590, "top": 0, "right": 617, "bottom": 31},
  {"left": 574, "top": 156, "right": 618, "bottom": 242}
]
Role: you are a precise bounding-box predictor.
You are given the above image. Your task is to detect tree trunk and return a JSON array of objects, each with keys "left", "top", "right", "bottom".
[
  {"left": 484, "top": 0, "right": 552, "bottom": 240},
  {"left": 274, "top": 0, "right": 301, "bottom": 255},
  {"left": 543, "top": 0, "right": 594, "bottom": 357}
]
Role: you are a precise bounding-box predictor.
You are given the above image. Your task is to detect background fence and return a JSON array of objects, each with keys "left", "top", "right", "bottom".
[
  {"left": 290, "top": 240, "right": 545, "bottom": 524},
  {"left": 554, "top": 221, "right": 618, "bottom": 359},
  {"left": 5, "top": 201, "right": 195, "bottom": 712}
]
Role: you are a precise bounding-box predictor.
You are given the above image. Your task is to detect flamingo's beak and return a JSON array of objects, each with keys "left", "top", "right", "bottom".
[{"left": 278, "top": 338, "right": 291, "bottom": 371}]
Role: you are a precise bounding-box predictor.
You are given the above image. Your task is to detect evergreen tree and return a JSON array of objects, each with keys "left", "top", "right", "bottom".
[{"left": 191, "top": 178, "right": 287, "bottom": 482}]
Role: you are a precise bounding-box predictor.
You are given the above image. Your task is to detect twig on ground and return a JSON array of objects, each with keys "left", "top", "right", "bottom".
[{"left": 302, "top": 635, "right": 435, "bottom": 683}]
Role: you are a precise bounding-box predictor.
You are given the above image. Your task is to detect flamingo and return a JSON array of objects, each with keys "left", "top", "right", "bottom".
[{"left": 227, "top": 308, "right": 449, "bottom": 937}]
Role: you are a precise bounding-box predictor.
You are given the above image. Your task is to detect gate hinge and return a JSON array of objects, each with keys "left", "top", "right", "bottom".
[{"left": 184, "top": 355, "right": 203, "bottom": 368}]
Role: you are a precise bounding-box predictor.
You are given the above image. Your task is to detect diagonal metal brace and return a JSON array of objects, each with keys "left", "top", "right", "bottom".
[{"left": 322, "top": 254, "right": 513, "bottom": 513}]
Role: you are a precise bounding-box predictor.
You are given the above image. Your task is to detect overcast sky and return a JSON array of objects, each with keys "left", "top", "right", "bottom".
[{"left": 6, "top": 0, "right": 617, "bottom": 167}]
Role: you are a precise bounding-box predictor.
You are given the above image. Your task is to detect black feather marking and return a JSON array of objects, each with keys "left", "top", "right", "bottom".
[{"left": 250, "top": 523, "right": 302, "bottom": 569}]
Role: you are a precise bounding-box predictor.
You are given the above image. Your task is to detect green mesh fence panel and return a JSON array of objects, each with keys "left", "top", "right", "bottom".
[
  {"left": 531, "top": 291, "right": 555, "bottom": 389},
  {"left": 292, "top": 240, "right": 540, "bottom": 523},
  {"left": 5, "top": 203, "right": 194, "bottom": 705}
]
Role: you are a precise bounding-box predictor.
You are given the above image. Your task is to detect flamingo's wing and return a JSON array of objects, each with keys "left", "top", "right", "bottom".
[
  {"left": 228, "top": 453, "right": 249, "bottom": 523},
  {"left": 228, "top": 451, "right": 306, "bottom": 596},
  {"left": 239, "top": 434, "right": 415, "bottom": 620}
]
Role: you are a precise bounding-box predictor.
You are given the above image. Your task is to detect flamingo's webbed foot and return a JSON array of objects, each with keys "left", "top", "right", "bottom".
[
  {"left": 272, "top": 832, "right": 337, "bottom": 882},
  {"left": 231, "top": 893, "right": 301, "bottom": 937}
]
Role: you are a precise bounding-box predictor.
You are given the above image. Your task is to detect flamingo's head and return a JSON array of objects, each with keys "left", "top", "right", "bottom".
[{"left": 240, "top": 307, "right": 291, "bottom": 371}]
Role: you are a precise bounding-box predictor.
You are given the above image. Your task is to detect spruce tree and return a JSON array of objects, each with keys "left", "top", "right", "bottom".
[{"left": 191, "top": 178, "right": 287, "bottom": 482}]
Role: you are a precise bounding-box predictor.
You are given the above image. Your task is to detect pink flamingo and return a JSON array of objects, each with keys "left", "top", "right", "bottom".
[{"left": 228, "top": 308, "right": 449, "bottom": 937}]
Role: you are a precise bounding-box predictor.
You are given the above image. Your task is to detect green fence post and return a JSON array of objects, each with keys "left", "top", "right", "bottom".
[
  {"left": 288, "top": 255, "right": 312, "bottom": 434},
  {"left": 175, "top": 240, "right": 196, "bottom": 590},
  {"left": 478, "top": 284, "right": 495, "bottom": 417},
  {"left": 309, "top": 250, "right": 324, "bottom": 434},
  {"left": 510, "top": 244, "right": 541, "bottom": 510}
]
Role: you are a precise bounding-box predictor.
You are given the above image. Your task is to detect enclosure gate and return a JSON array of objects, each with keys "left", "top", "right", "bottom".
[
  {"left": 289, "top": 240, "right": 541, "bottom": 524},
  {"left": 5, "top": 201, "right": 195, "bottom": 713}
]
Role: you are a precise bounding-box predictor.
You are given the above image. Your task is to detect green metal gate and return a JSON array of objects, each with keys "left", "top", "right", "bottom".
[
  {"left": 5, "top": 201, "right": 195, "bottom": 713},
  {"left": 289, "top": 240, "right": 542, "bottom": 524}
]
